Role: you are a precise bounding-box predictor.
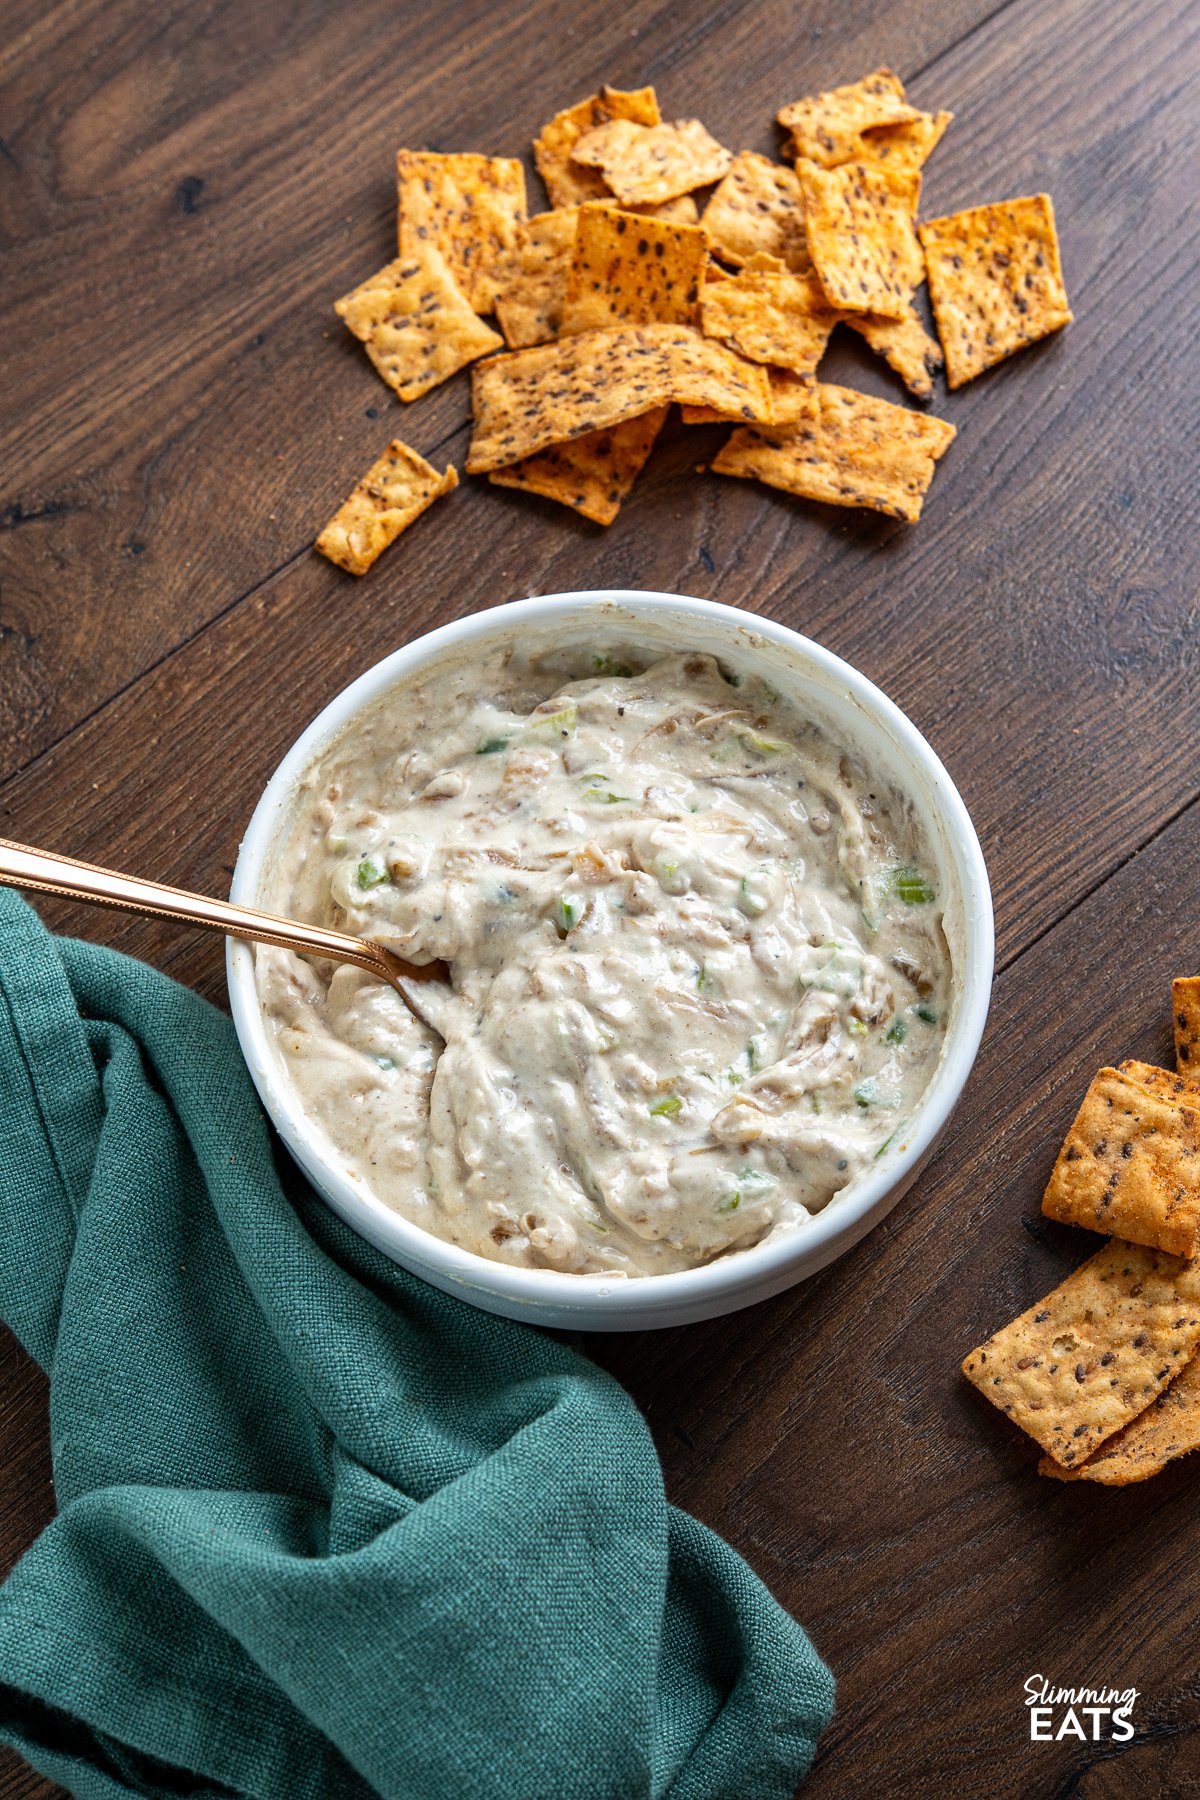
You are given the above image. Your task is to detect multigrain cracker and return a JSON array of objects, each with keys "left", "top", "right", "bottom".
[
  {"left": 711, "top": 382, "right": 954, "bottom": 522},
  {"left": 560, "top": 204, "right": 707, "bottom": 334},
  {"left": 1040, "top": 1353, "right": 1200, "bottom": 1485},
  {"left": 853, "top": 109, "right": 953, "bottom": 174},
  {"left": 467, "top": 324, "right": 772, "bottom": 471},
  {"left": 494, "top": 209, "right": 579, "bottom": 348},
  {"left": 1120, "top": 1059, "right": 1200, "bottom": 1103},
  {"left": 961, "top": 1239, "right": 1200, "bottom": 1468},
  {"left": 634, "top": 194, "right": 701, "bottom": 224},
  {"left": 315, "top": 441, "right": 457, "bottom": 575},
  {"left": 799, "top": 161, "right": 923, "bottom": 318},
  {"left": 844, "top": 305, "right": 944, "bottom": 400},
  {"left": 1041, "top": 1067, "right": 1200, "bottom": 1258},
  {"left": 919, "top": 193, "right": 1071, "bottom": 387},
  {"left": 335, "top": 248, "right": 503, "bottom": 402},
  {"left": 700, "top": 255, "right": 841, "bottom": 376},
  {"left": 680, "top": 366, "right": 816, "bottom": 427},
  {"left": 489, "top": 405, "right": 668, "bottom": 525},
  {"left": 1175, "top": 978, "right": 1200, "bottom": 1075},
  {"left": 533, "top": 85, "right": 661, "bottom": 208},
  {"left": 776, "top": 69, "right": 919, "bottom": 168},
  {"left": 701, "top": 152, "right": 811, "bottom": 272},
  {"left": 571, "top": 118, "right": 732, "bottom": 207},
  {"left": 396, "top": 150, "right": 527, "bottom": 314}
]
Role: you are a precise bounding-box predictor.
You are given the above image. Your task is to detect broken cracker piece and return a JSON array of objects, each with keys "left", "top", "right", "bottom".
[
  {"left": 799, "top": 160, "right": 923, "bottom": 319},
  {"left": 702, "top": 152, "right": 811, "bottom": 273},
  {"left": 335, "top": 247, "right": 503, "bottom": 402},
  {"left": 700, "top": 255, "right": 840, "bottom": 377},
  {"left": 962, "top": 1238, "right": 1200, "bottom": 1468},
  {"left": 467, "top": 324, "right": 771, "bottom": 472},
  {"left": 571, "top": 118, "right": 732, "bottom": 207},
  {"left": 854, "top": 109, "right": 953, "bottom": 174},
  {"left": 919, "top": 193, "right": 1071, "bottom": 388},
  {"left": 490, "top": 405, "right": 667, "bottom": 526},
  {"left": 560, "top": 203, "right": 707, "bottom": 334},
  {"left": 776, "top": 69, "right": 919, "bottom": 168},
  {"left": 1175, "top": 977, "right": 1200, "bottom": 1075},
  {"left": 533, "top": 85, "right": 661, "bottom": 209},
  {"left": 494, "top": 209, "right": 579, "bottom": 348},
  {"left": 396, "top": 150, "right": 527, "bottom": 314},
  {"left": 1041, "top": 1066, "right": 1200, "bottom": 1258},
  {"left": 315, "top": 440, "right": 457, "bottom": 576},
  {"left": 711, "top": 382, "right": 954, "bottom": 523},
  {"left": 844, "top": 305, "right": 944, "bottom": 401}
]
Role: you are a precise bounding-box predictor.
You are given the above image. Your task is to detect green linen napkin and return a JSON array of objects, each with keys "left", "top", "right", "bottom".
[{"left": 0, "top": 890, "right": 832, "bottom": 1800}]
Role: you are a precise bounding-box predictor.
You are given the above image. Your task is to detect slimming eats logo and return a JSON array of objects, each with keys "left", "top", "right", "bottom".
[{"left": 1025, "top": 1675, "right": 1137, "bottom": 1742}]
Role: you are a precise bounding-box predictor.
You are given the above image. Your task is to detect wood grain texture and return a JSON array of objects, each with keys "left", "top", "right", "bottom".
[{"left": 2, "top": 0, "right": 1200, "bottom": 1793}]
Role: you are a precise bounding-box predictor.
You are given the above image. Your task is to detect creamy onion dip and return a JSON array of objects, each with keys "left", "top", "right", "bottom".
[{"left": 256, "top": 644, "right": 951, "bottom": 1276}]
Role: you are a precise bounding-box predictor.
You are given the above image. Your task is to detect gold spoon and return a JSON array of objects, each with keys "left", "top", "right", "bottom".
[{"left": 0, "top": 836, "right": 445, "bottom": 1021}]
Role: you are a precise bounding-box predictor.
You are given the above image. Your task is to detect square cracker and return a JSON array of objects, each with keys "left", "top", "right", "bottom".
[
  {"left": 701, "top": 152, "right": 811, "bottom": 273},
  {"left": 315, "top": 441, "right": 457, "bottom": 576},
  {"left": 494, "top": 209, "right": 579, "bottom": 348},
  {"left": 1119, "top": 1058, "right": 1200, "bottom": 1104},
  {"left": 396, "top": 150, "right": 527, "bottom": 314},
  {"left": 560, "top": 203, "right": 707, "bottom": 334},
  {"left": 776, "top": 69, "right": 919, "bottom": 168},
  {"left": 335, "top": 247, "right": 503, "bottom": 403},
  {"left": 700, "top": 254, "right": 841, "bottom": 377},
  {"left": 680, "top": 367, "right": 816, "bottom": 427},
  {"left": 1175, "top": 977, "right": 1200, "bottom": 1075},
  {"left": 571, "top": 119, "right": 732, "bottom": 207},
  {"left": 854, "top": 109, "right": 953, "bottom": 175},
  {"left": 800, "top": 161, "right": 924, "bottom": 319},
  {"left": 1040, "top": 1351, "right": 1200, "bottom": 1485},
  {"left": 844, "top": 305, "right": 944, "bottom": 401},
  {"left": 1041, "top": 1066, "right": 1200, "bottom": 1258},
  {"left": 533, "top": 85, "right": 661, "bottom": 209},
  {"left": 919, "top": 193, "right": 1072, "bottom": 387},
  {"left": 467, "top": 324, "right": 771, "bottom": 472},
  {"left": 489, "top": 405, "right": 668, "bottom": 526},
  {"left": 711, "top": 382, "right": 954, "bottom": 523},
  {"left": 961, "top": 1238, "right": 1200, "bottom": 1468}
]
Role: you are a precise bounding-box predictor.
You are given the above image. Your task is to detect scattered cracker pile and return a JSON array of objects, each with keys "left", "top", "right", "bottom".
[
  {"left": 315, "top": 69, "right": 1071, "bottom": 574},
  {"left": 963, "top": 978, "right": 1200, "bottom": 1486}
]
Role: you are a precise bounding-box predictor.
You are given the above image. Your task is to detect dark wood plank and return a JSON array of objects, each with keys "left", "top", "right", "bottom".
[
  {"left": 0, "top": 0, "right": 1004, "bottom": 775},
  {"left": 589, "top": 784, "right": 1200, "bottom": 1799}
]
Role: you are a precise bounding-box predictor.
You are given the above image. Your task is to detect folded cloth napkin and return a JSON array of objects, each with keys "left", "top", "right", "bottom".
[{"left": 0, "top": 890, "right": 833, "bottom": 1800}]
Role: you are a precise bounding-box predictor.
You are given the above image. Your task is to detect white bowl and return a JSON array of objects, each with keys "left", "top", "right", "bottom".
[{"left": 228, "top": 590, "right": 993, "bottom": 1330}]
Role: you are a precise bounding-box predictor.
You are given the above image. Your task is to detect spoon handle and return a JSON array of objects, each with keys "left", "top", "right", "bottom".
[{"left": 0, "top": 836, "right": 436, "bottom": 992}]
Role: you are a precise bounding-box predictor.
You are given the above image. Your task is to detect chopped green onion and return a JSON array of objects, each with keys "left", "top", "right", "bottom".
[
  {"left": 885, "top": 1018, "right": 907, "bottom": 1045},
  {"left": 554, "top": 895, "right": 580, "bottom": 933},
  {"left": 475, "top": 736, "right": 509, "bottom": 755},
  {"left": 875, "top": 1130, "right": 898, "bottom": 1160},
  {"left": 355, "top": 854, "right": 390, "bottom": 891},
  {"left": 527, "top": 702, "right": 578, "bottom": 737},
  {"left": 739, "top": 730, "right": 790, "bottom": 758},
  {"left": 746, "top": 1038, "right": 763, "bottom": 1073},
  {"left": 716, "top": 1192, "right": 741, "bottom": 1214},
  {"left": 888, "top": 864, "right": 936, "bottom": 905},
  {"left": 592, "top": 653, "right": 633, "bottom": 678},
  {"left": 854, "top": 1079, "right": 878, "bottom": 1108},
  {"left": 649, "top": 1095, "right": 682, "bottom": 1118},
  {"left": 848, "top": 1017, "right": 869, "bottom": 1038},
  {"left": 738, "top": 873, "right": 769, "bottom": 917},
  {"left": 696, "top": 962, "right": 711, "bottom": 992},
  {"left": 375, "top": 1056, "right": 395, "bottom": 1071},
  {"left": 915, "top": 1003, "right": 938, "bottom": 1025}
]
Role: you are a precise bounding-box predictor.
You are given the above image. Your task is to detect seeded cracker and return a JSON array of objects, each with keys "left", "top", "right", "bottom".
[
  {"left": 396, "top": 151, "right": 527, "bottom": 314},
  {"left": 854, "top": 110, "right": 953, "bottom": 175},
  {"left": 702, "top": 153, "right": 812, "bottom": 273},
  {"left": 700, "top": 255, "right": 841, "bottom": 377},
  {"left": 533, "top": 86, "right": 661, "bottom": 209},
  {"left": 467, "top": 325, "right": 771, "bottom": 472},
  {"left": 1175, "top": 977, "right": 1200, "bottom": 1074},
  {"left": 560, "top": 204, "right": 707, "bottom": 334},
  {"left": 776, "top": 69, "right": 919, "bottom": 168},
  {"left": 1040, "top": 1353, "right": 1200, "bottom": 1485},
  {"left": 919, "top": 193, "right": 1071, "bottom": 387},
  {"left": 711, "top": 382, "right": 954, "bottom": 523},
  {"left": 680, "top": 367, "right": 816, "bottom": 428},
  {"left": 962, "top": 1239, "right": 1200, "bottom": 1467},
  {"left": 315, "top": 441, "right": 457, "bottom": 576},
  {"left": 1119, "top": 1059, "right": 1200, "bottom": 1104},
  {"left": 1041, "top": 1067, "right": 1200, "bottom": 1258},
  {"left": 571, "top": 119, "right": 732, "bottom": 207},
  {"left": 494, "top": 209, "right": 579, "bottom": 348},
  {"left": 335, "top": 248, "right": 503, "bottom": 403},
  {"left": 800, "top": 161, "right": 924, "bottom": 319},
  {"left": 490, "top": 406, "right": 668, "bottom": 526},
  {"left": 844, "top": 306, "right": 944, "bottom": 400}
]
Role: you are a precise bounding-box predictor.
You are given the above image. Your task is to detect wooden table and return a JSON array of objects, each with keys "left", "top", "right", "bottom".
[{"left": 2, "top": 0, "right": 1198, "bottom": 1792}]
